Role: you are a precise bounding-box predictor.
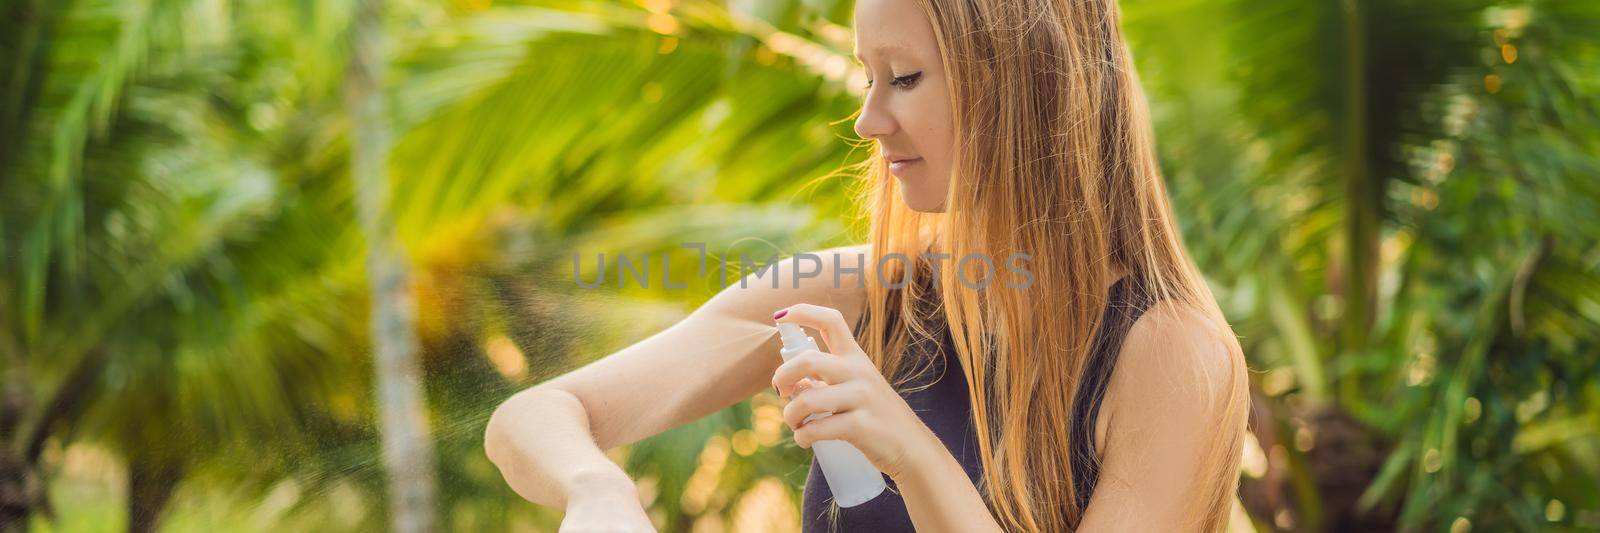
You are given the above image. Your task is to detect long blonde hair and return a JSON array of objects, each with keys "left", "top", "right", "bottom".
[{"left": 845, "top": 0, "right": 1249, "bottom": 530}]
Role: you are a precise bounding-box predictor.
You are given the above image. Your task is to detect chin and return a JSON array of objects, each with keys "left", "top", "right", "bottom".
[{"left": 899, "top": 187, "right": 948, "bottom": 213}]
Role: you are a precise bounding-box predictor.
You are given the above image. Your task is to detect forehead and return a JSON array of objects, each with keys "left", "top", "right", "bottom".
[{"left": 852, "top": 0, "right": 933, "bottom": 60}]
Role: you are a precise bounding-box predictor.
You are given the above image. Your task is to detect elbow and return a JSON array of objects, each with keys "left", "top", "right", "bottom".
[
  {"left": 484, "top": 385, "right": 554, "bottom": 469},
  {"left": 483, "top": 390, "right": 518, "bottom": 469},
  {"left": 484, "top": 386, "right": 572, "bottom": 507}
]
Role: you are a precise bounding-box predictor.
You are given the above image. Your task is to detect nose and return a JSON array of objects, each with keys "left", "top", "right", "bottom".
[{"left": 853, "top": 94, "right": 896, "bottom": 140}]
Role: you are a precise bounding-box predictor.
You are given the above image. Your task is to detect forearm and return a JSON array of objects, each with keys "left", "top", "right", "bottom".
[
  {"left": 893, "top": 433, "right": 1005, "bottom": 533},
  {"left": 484, "top": 386, "right": 637, "bottom": 509}
]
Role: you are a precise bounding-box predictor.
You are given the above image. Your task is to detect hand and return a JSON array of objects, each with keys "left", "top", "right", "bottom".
[
  {"left": 770, "top": 304, "right": 942, "bottom": 481},
  {"left": 559, "top": 488, "right": 656, "bottom": 533}
]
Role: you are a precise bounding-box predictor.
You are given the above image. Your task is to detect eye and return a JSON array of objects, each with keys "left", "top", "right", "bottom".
[
  {"left": 864, "top": 72, "right": 923, "bottom": 91},
  {"left": 891, "top": 72, "right": 922, "bottom": 89}
]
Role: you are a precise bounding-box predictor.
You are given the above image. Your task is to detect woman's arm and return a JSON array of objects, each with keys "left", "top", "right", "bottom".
[
  {"left": 484, "top": 245, "right": 870, "bottom": 515},
  {"left": 893, "top": 435, "right": 1005, "bottom": 533},
  {"left": 1076, "top": 301, "right": 1250, "bottom": 531}
]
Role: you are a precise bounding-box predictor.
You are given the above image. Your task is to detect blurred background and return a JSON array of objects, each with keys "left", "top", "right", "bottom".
[{"left": 2, "top": 0, "right": 1597, "bottom": 531}]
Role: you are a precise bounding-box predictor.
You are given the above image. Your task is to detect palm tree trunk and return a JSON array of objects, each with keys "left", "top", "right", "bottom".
[
  {"left": 125, "top": 461, "right": 181, "bottom": 533},
  {"left": 0, "top": 324, "right": 32, "bottom": 532},
  {"left": 0, "top": 449, "right": 40, "bottom": 533},
  {"left": 1339, "top": 0, "right": 1380, "bottom": 407},
  {"left": 347, "top": 0, "right": 439, "bottom": 531}
]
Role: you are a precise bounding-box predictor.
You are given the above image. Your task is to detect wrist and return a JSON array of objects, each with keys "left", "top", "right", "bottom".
[
  {"left": 564, "top": 466, "right": 637, "bottom": 506},
  {"left": 890, "top": 426, "right": 951, "bottom": 486}
]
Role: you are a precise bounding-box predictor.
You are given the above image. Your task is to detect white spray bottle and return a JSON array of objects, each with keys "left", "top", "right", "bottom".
[{"left": 777, "top": 322, "right": 888, "bottom": 507}]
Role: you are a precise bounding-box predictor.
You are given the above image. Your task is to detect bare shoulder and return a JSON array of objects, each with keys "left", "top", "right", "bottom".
[
  {"left": 1081, "top": 301, "right": 1252, "bottom": 529},
  {"left": 1107, "top": 300, "right": 1246, "bottom": 421}
]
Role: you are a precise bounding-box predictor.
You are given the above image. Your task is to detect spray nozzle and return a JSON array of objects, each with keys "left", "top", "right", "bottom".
[{"left": 776, "top": 323, "right": 810, "bottom": 348}]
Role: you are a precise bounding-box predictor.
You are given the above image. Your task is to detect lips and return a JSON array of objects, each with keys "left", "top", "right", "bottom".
[{"left": 888, "top": 157, "right": 922, "bottom": 175}]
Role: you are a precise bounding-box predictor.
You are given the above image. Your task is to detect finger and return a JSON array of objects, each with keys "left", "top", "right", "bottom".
[
  {"left": 782, "top": 383, "right": 866, "bottom": 429},
  {"left": 773, "top": 351, "right": 852, "bottom": 396},
  {"left": 771, "top": 350, "right": 854, "bottom": 396},
  {"left": 792, "top": 410, "right": 860, "bottom": 449},
  {"left": 784, "top": 379, "right": 829, "bottom": 402},
  {"left": 791, "top": 377, "right": 820, "bottom": 397},
  {"left": 774, "top": 377, "right": 819, "bottom": 398},
  {"left": 774, "top": 304, "right": 863, "bottom": 355}
]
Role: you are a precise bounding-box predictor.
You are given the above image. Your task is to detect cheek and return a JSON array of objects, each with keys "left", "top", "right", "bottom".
[
  {"left": 904, "top": 93, "right": 954, "bottom": 160},
  {"left": 910, "top": 90, "right": 955, "bottom": 187}
]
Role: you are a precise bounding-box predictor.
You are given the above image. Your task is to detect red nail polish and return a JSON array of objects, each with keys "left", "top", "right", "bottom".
[{"left": 773, "top": 309, "right": 788, "bottom": 320}]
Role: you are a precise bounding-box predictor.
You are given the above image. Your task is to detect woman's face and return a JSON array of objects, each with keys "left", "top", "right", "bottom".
[{"left": 853, "top": 0, "right": 955, "bottom": 213}]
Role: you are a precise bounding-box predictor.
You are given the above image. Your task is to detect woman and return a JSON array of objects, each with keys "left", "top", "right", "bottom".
[{"left": 484, "top": 0, "right": 1251, "bottom": 530}]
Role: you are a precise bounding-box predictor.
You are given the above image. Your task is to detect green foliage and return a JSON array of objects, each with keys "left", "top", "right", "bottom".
[
  {"left": 1126, "top": 0, "right": 1600, "bottom": 529},
  {"left": 2, "top": 0, "right": 1595, "bottom": 531}
]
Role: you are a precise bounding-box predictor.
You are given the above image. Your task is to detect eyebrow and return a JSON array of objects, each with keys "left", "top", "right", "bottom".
[{"left": 852, "top": 42, "right": 910, "bottom": 65}]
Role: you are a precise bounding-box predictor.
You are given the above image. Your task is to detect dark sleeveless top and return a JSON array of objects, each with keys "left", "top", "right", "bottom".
[{"left": 800, "top": 277, "right": 1155, "bottom": 532}]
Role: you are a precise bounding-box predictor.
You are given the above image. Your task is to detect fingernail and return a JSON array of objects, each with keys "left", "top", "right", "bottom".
[{"left": 773, "top": 309, "right": 788, "bottom": 320}]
